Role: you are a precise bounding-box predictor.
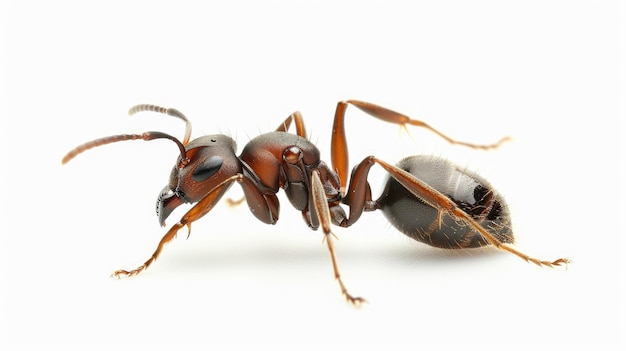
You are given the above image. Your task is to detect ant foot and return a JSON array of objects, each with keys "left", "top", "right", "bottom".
[
  {"left": 344, "top": 293, "right": 368, "bottom": 306},
  {"left": 110, "top": 265, "right": 147, "bottom": 278}
]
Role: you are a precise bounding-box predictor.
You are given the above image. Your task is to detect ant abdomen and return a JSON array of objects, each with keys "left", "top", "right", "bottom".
[{"left": 376, "top": 155, "right": 514, "bottom": 249}]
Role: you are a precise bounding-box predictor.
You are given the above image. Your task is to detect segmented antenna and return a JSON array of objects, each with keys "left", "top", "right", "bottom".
[
  {"left": 62, "top": 104, "right": 194, "bottom": 167},
  {"left": 61, "top": 131, "right": 189, "bottom": 167},
  {"left": 128, "top": 104, "right": 192, "bottom": 145}
]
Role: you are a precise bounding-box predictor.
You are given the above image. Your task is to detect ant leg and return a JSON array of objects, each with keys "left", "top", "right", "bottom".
[
  {"left": 369, "top": 156, "right": 569, "bottom": 268},
  {"left": 340, "top": 100, "right": 510, "bottom": 149},
  {"left": 225, "top": 197, "right": 246, "bottom": 207},
  {"left": 112, "top": 221, "right": 182, "bottom": 277},
  {"left": 224, "top": 173, "right": 280, "bottom": 219},
  {"left": 112, "top": 175, "right": 244, "bottom": 277},
  {"left": 113, "top": 173, "right": 279, "bottom": 277},
  {"left": 311, "top": 170, "right": 366, "bottom": 305},
  {"left": 331, "top": 100, "right": 510, "bottom": 192},
  {"left": 276, "top": 111, "right": 307, "bottom": 138}
]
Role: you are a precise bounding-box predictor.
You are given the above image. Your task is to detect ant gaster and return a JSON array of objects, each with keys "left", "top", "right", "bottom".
[{"left": 62, "top": 100, "right": 570, "bottom": 304}]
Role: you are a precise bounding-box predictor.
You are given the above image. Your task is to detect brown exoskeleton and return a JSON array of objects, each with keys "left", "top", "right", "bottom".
[{"left": 62, "top": 100, "right": 569, "bottom": 304}]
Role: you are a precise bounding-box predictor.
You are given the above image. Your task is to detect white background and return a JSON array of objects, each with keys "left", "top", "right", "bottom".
[{"left": 2, "top": 0, "right": 623, "bottom": 349}]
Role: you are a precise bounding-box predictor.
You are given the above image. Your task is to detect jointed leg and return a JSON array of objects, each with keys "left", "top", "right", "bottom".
[
  {"left": 331, "top": 100, "right": 510, "bottom": 192},
  {"left": 112, "top": 175, "right": 244, "bottom": 278},
  {"left": 112, "top": 221, "right": 184, "bottom": 277},
  {"left": 339, "top": 100, "right": 510, "bottom": 149},
  {"left": 276, "top": 111, "right": 307, "bottom": 138},
  {"left": 225, "top": 197, "right": 246, "bottom": 207},
  {"left": 311, "top": 170, "right": 366, "bottom": 305}
]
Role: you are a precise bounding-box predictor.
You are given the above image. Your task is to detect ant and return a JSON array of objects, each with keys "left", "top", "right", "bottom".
[{"left": 62, "top": 100, "right": 570, "bottom": 304}]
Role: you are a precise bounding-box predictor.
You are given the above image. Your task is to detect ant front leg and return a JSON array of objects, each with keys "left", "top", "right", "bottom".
[
  {"left": 113, "top": 175, "right": 244, "bottom": 277},
  {"left": 331, "top": 100, "right": 511, "bottom": 192},
  {"left": 310, "top": 170, "right": 366, "bottom": 306},
  {"left": 114, "top": 173, "right": 279, "bottom": 277}
]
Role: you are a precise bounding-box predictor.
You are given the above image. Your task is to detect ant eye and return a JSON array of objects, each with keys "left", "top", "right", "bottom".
[{"left": 192, "top": 155, "right": 223, "bottom": 182}]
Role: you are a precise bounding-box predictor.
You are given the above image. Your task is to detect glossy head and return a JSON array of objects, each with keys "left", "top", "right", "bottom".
[{"left": 156, "top": 134, "right": 242, "bottom": 225}]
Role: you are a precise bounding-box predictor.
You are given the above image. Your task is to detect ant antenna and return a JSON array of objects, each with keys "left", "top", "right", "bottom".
[
  {"left": 62, "top": 104, "right": 194, "bottom": 166},
  {"left": 61, "top": 131, "right": 189, "bottom": 167},
  {"left": 128, "top": 104, "right": 192, "bottom": 145}
]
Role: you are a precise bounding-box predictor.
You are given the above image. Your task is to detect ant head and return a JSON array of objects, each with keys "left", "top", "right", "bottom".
[{"left": 156, "top": 134, "right": 241, "bottom": 226}]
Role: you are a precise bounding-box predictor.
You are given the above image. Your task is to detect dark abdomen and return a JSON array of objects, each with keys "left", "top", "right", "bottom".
[{"left": 376, "top": 156, "right": 513, "bottom": 249}]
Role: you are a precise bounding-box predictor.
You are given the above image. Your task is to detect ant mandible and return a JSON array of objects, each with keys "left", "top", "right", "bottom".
[{"left": 62, "top": 100, "right": 570, "bottom": 305}]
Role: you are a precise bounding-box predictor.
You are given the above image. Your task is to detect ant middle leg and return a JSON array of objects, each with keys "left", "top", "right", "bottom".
[{"left": 310, "top": 170, "right": 366, "bottom": 305}]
